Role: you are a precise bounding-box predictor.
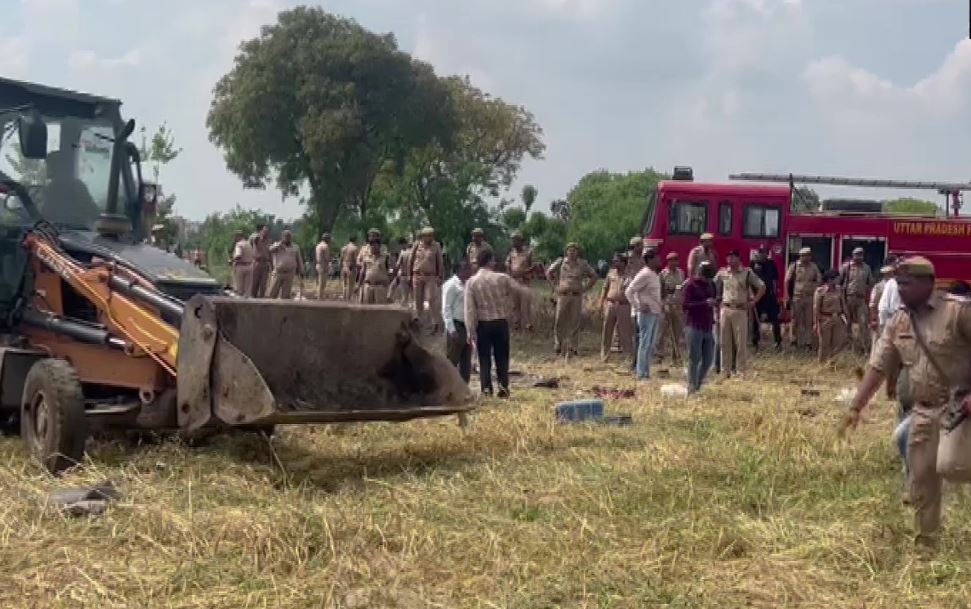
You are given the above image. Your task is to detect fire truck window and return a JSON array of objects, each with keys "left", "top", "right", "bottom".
[
  {"left": 743, "top": 205, "right": 781, "bottom": 238},
  {"left": 669, "top": 201, "right": 708, "bottom": 235},
  {"left": 719, "top": 202, "right": 732, "bottom": 235}
]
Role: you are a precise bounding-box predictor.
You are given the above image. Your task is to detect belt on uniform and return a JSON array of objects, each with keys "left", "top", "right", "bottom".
[
  {"left": 415, "top": 273, "right": 439, "bottom": 278},
  {"left": 235, "top": 261, "right": 254, "bottom": 266},
  {"left": 722, "top": 303, "right": 747, "bottom": 309},
  {"left": 606, "top": 298, "right": 628, "bottom": 304},
  {"left": 364, "top": 281, "right": 389, "bottom": 286},
  {"left": 818, "top": 312, "right": 838, "bottom": 317},
  {"left": 559, "top": 290, "right": 582, "bottom": 296}
]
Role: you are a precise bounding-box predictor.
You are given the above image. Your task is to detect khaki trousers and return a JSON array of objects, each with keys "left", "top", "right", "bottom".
[
  {"left": 341, "top": 269, "right": 356, "bottom": 301},
  {"left": 908, "top": 403, "right": 945, "bottom": 546},
  {"left": 513, "top": 278, "right": 532, "bottom": 329},
  {"left": 554, "top": 294, "right": 582, "bottom": 353},
  {"left": 252, "top": 262, "right": 270, "bottom": 298},
  {"left": 846, "top": 295, "right": 871, "bottom": 351},
  {"left": 816, "top": 316, "right": 845, "bottom": 362},
  {"left": 398, "top": 275, "right": 413, "bottom": 307},
  {"left": 719, "top": 307, "right": 749, "bottom": 375},
  {"left": 659, "top": 307, "right": 685, "bottom": 362},
  {"left": 233, "top": 263, "right": 253, "bottom": 297},
  {"left": 362, "top": 284, "right": 389, "bottom": 305},
  {"left": 414, "top": 276, "right": 442, "bottom": 331},
  {"left": 268, "top": 270, "right": 294, "bottom": 299},
  {"left": 791, "top": 295, "right": 814, "bottom": 346},
  {"left": 316, "top": 265, "right": 328, "bottom": 300},
  {"left": 602, "top": 301, "right": 633, "bottom": 358}
]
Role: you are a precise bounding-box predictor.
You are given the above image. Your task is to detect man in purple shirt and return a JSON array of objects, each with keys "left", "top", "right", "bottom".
[{"left": 682, "top": 261, "right": 718, "bottom": 393}]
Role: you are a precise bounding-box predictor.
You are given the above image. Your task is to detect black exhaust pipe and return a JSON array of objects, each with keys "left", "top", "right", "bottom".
[{"left": 22, "top": 309, "right": 125, "bottom": 349}]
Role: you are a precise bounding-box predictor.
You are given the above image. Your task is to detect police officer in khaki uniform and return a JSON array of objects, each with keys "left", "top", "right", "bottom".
[
  {"left": 599, "top": 253, "right": 633, "bottom": 362},
  {"left": 659, "top": 252, "right": 686, "bottom": 363},
  {"left": 314, "top": 232, "right": 332, "bottom": 300},
  {"left": 410, "top": 227, "right": 445, "bottom": 333},
  {"left": 785, "top": 247, "right": 822, "bottom": 349},
  {"left": 394, "top": 237, "right": 414, "bottom": 307},
  {"left": 688, "top": 233, "right": 718, "bottom": 277},
  {"left": 844, "top": 256, "right": 971, "bottom": 549},
  {"left": 715, "top": 249, "right": 765, "bottom": 377},
  {"left": 358, "top": 237, "right": 392, "bottom": 304},
  {"left": 840, "top": 247, "right": 875, "bottom": 352},
  {"left": 339, "top": 236, "right": 360, "bottom": 301},
  {"left": 466, "top": 228, "right": 493, "bottom": 272},
  {"left": 505, "top": 231, "right": 534, "bottom": 331},
  {"left": 249, "top": 223, "right": 272, "bottom": 297},
  {"left": 547, "top": 243, "right": 598, "bottom": 355},
  {"left": 267, "top": 230, "right": 304, "bottom": 299},
  {"left": 231, "top": 230, "right": 255, "bottom": 297},
  {"left": 813, "top": 269, "right": 847, "bottom": 363}
]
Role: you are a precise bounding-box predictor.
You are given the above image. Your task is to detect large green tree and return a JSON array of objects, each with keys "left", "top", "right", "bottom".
[
  {"left": 565, "top": 168, "right": 666, "bottom": 264},
  {"left": 207, "top": 6, "right": 454, "bottom": 235}
]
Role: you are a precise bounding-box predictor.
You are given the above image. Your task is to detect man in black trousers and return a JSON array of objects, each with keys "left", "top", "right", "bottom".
[
  {"left": 751, "top": 246, "right": 782, "bottom": 352},
  {"left": 464, "top": 249, "right": 530, "bottom": 397}
]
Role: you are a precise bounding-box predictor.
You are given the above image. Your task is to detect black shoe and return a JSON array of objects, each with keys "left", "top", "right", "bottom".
[
  {"left": 481, "top": 389, "right": 493, "bottom": 397},
  {"left": 497, "top": 388, "right": 510, "bottom": 399}
]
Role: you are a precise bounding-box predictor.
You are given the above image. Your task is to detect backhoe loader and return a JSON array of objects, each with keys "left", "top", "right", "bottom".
[{"left": 0, "top": 77, "right": 472, "bottom": 473}]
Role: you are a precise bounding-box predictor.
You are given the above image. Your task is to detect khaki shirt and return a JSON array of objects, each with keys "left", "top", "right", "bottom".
[
  {"left": 841, "top": 262, "right": 874, "bottom": 297},
  {"left": 361, "top": 247, "right": 391, "bottom": 284},
  {"left": 601, "top": 268, "right": 627, "bottom": 302},
  {"left": 660, "top": 267, "right": 686, "bottom": 305},
  {"left": 813, "top": 285, "right": 845, "bottom": 316},
  {"left": 548, "top": 257, "right": 597, "bottom": 294},
  {"left": 687, "top": 245, "right": 718, "bottom": 276},
  {"left": 716, "top": 266, "right": 763, "bottom": 306},
  {"left": 506, "top": 246, "right": 534, "bottom": 279},
  {"left": 271, "top": 243, "right": 302, "bottom": 274},
  {"left": 396, "top": 246, "right": 413, "bottom": 278},
  {"left": 787, "top": 261, "right": 822, "bottom": 298},
  {"left": 232, "top": 240, "right": 254, "bottom": 265},
  {"left": 624, "top": 251, "right": 644, "bottom": 280},
  {"left": 467, "top": 241, "right": 493, "bottom": 268},
  {"left": 869, "top": 293, "right": 971, "bottom": 405},
  {"left": 411, "top": 241, "right": 444, "bottom": 277},
  {"left": 340, "top": 243, "right": 359, "bottom": 271},
  {"left": 250, "top": 233, "right": 272, "bottom": 264},
  {"left": 314, "top": 241, "right": 330, "bottom": 270}
]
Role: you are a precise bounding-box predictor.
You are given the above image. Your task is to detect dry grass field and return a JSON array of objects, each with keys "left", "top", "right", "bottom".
[{"left": 2, "top": 323, "right": 970, "bottom": 608}]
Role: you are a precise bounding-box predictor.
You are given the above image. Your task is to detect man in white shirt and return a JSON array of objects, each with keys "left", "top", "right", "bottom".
[
  {"left": 442, "top": 262, "right": 473, "bottom": 383},
  {"left": 625, "top": 249, "right": 663, "bottom": 379}
]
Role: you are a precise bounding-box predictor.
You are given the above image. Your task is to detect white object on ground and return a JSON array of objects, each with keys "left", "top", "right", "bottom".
[
  {"left": 661, "top": 383, "right": 688, "bottom": 399},
  {"left": 835, "top": 388, "right": 855, "bottom": 403}
]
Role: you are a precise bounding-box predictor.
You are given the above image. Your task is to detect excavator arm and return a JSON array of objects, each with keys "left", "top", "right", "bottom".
[{"left": 23, "top": 228, "right": 180, "bottom": 376}]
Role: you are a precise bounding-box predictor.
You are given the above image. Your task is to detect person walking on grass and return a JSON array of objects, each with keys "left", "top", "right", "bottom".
[
  {"left": 626, "top": 249, "right": 663, "bottom": 380},
  {"left": 682, "top": 261, "right": 717, "bottom": 394},
  {"left": 599, "top": 253, "right": 633, "bottom": 363}
]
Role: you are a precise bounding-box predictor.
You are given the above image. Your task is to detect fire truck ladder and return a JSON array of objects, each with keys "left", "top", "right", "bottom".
[{"left": 729, "top": 172, "right": 971, "bottom": 217}]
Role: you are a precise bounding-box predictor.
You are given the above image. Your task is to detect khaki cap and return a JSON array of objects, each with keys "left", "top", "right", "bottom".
[
  {"left": 700, "top": 233, "right": 714, "bottom": 241},
  {"left": 629, "top": 237, "right": 643, "bottom": 247},
  {"left": 471, "top": 227, "right": 485, "bottom": 236},
  {"left": 799, "top": 247, "right": 812, "bottom": 255},
  {"left": 367, "top": 227, "right": 381, "bottom": 236},
  {"left": 418, "top": 227, "right": 435, "bottom": 237},
  {"left": 511, "top": 230, "right": 524, "bottom": 239},
  {"left": 897, "top": 256, "right": 935, "bottom": 277},
  {"left": 666, "top": 251, "right": 679, "bottom": 261},
  {"left": 852, "top": 247, "right": 864, "bottom": 255},
  {"left": 565, "top": 242, "right": 579, "bottom": 251}
]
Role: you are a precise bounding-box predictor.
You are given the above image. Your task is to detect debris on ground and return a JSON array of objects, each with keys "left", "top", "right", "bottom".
[
  {"left": 532, "top": 377, "right": 559, "bottom": 389},
  {"left": 798, "top": 407, "right": 819, "bottom": 418},
  {"left": 555, "top": 399, "right": 604, "bottom": 423},
  {"left": 600, "top": 415, "right": 633, "bottom": 426},
  {"left": 591, "top": 386, "right": 636, "bottom": 399},
  {"left": 801, "top": 388, "right": 821, "bottom": 396},
  {"left": 48, "top": 481, "right": 120, "bottom": 517},
  {"left": 660, "top": 384, "right": 688, "bottom": 399}
]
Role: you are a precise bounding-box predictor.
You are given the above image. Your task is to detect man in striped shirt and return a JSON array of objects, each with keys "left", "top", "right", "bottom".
[{"left": 464, "top": 249, "right": 530, "bottom": 398}]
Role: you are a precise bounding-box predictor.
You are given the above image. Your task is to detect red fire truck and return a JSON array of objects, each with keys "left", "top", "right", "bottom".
[{"left": 641, "top": 169, "right": 971, "bottom": 301}]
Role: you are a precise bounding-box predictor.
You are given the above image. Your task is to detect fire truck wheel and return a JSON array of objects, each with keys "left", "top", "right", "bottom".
[{"left": 21, "top": 359, "right": 88, "bottom": 475}]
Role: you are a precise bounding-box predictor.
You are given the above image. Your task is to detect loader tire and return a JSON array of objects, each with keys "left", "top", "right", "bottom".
[{"left": 21, "top": 359, "right": 87, "bottom": 475}]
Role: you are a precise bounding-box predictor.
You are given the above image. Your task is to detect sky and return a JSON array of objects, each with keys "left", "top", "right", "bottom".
[{"left": 3, "top": 0, "right": 970, "bottom": 220}]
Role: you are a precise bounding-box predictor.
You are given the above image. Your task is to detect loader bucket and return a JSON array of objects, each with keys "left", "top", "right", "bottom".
[{"left": 176, "top": 296, "right": 473, "bottom": 431}]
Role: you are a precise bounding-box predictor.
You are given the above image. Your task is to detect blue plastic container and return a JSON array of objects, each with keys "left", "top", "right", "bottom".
[{"left": 555, "top": 399, "right": 605, "bottom": 423}]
